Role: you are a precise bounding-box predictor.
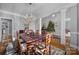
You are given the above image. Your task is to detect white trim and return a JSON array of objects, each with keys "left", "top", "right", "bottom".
[
  {"left": 0, "top": 9, "right": 26, "bottom": 18},
  {"left": 70, "top": 44, "right": 79, "bottom": 51},
  {"left": 39, "top": 18, "right": 42, "bottom": 34},
  {"left": 60, "top": 8, "right": 66, "bottom": 44},
  {"left": 0, "top": 17, "right": 13, "bottom": 20}
]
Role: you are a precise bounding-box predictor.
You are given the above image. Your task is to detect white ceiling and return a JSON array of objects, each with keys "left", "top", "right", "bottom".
[{"left": 0, "top": 3, "right": 75, "bottom": 18}]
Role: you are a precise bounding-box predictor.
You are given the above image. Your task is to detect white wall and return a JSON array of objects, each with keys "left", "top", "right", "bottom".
[
  {"left": 77, "top": 4, "right": 79, "bottom": 50},
  {"left": 29, "top": 20, "right": 36, "bottom": 32},
  {"left": 66, "top": 5, "right": 77, "bottom": 49},
  {"left": 35, "top": 18, "right": 40, "bottom": 31}
]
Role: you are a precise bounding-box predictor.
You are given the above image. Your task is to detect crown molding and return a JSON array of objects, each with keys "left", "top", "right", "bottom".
[{"left": 0, "top": 9, "right": 26, "bottom": 18}]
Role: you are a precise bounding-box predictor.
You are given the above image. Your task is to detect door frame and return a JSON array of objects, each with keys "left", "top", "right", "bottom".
[{"left": 0, "top": 17, "right": 12, "bottom": 42}]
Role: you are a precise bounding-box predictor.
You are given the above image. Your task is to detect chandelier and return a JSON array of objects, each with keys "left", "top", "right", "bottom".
[
  {"left": 27, "top": 3, "right": 32, "bottom": 23},
  {"left": 24, "top": 3, "right": 33, "bottom": 29}
]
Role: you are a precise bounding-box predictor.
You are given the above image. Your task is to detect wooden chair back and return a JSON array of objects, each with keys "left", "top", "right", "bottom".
[{"left": 0, "top": 42, "right": 6, "bottom": 55}]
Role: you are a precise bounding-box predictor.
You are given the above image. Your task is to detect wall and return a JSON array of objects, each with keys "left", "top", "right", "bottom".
[
  {"left": 29, "top": 20, "right": 36, "bottom": 32},
  {"left": 77, "top": 4, "right": 79, "bottom": 50},
  {"left": 66, "top": 5, "right": 77, "bottom": 49},
  {"left": 35, "top": 18, "right": 40, "bottom": 31}
]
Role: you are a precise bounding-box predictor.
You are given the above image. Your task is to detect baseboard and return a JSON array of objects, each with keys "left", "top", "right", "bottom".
[{"left": 70, "top": 44, "right": 79, "bottom": 51}]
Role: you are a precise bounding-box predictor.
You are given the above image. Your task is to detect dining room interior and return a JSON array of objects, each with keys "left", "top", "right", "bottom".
[{"left": 0, "top": 3, "right": 79, "bottom": 55}]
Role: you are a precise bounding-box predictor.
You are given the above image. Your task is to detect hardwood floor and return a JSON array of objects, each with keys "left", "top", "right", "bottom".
[
  {"left": 51, "top": 39, "right": 79, "bottom": 55},
  {"left": 51, "top": 39, "right": 65, "bottom": 50}
]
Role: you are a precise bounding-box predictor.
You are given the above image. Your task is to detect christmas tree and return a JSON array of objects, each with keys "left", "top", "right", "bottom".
[{"left": 46, "top": 21, "right": 55, "bottom": 33}]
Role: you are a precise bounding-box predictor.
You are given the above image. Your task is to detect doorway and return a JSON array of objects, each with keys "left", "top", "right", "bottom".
[{"left": 1, "top": 18, "right": 12, "bottom": 42}]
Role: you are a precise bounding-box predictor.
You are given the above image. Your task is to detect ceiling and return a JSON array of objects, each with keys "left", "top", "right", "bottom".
[{"left": 0, "top": 3, "right": 75, "bottom": 18}]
